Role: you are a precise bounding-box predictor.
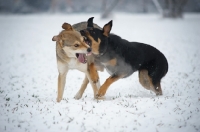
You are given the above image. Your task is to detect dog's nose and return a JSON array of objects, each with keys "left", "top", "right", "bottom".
[{"left": 87, "top": 48, "right": 92, "bottom": 53}]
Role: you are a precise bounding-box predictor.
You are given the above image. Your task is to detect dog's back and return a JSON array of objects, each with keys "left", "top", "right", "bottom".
[
  {"left": 108, "top": 34, "right": 168, "bottom": 94},
  {"left": 108, "top": 34, "right": 168, "bottom": 72},
  {"left": 73, "top": 22, "right": 102, "bottom": 31}
]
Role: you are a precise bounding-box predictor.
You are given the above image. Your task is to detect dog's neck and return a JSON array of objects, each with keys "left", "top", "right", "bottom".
[
  {"left": 96, "top": 39, "right": 108, "bottom": 57},
  {"left": 56, "top": 43, "right": 75, "bottom": 62},
  {"left": 62, "top": 47, "right": 76, "bottom": 58}
]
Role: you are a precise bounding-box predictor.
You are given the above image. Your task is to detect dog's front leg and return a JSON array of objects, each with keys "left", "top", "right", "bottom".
[
  {"left": 86, "top": 72, "right": 100, "bottom": 99},
  {"left": 74, "top": 75, "right": 89, "bottom": 100},
  {"left": 74, "top": 72, "right": 99, "bottom": 100},
  {"left": 88, "top": 63, "right": 99, "bottom": 84},
  {"left": 88, "top": 63, "right": 100, "bottom": 99},
  {"left": 97, "top": 75, "right": 120, "bottom": 97},
  {"left": 74, "top": 63, "right": 100, "bottom": 100},
  {"left": 57, "top": 61, "right": 68, "bottom": 102}
]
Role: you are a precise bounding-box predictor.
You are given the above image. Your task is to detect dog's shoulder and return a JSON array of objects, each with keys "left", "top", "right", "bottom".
[{"left": 108, "top": 34, "right": 141, "bottom": 53}]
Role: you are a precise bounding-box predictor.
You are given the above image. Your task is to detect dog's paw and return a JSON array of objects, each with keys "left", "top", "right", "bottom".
[
  {"left": 57, "top": 98, "right": 62, "bottom": 102},
  {"left": 156, "top": 92, "right": 163, "bottom": 96},
  {"left": 95, "top": 81, "right": 101, "bottom": 90},
  {"left": 74, "top": 92, "right": 82, "bottom": 100},
  {"left": 96, "top": 89, "right": 106, "bottom": 98},
  {"left": 95, "top": 95, "right": 105, "bottom": 100}
]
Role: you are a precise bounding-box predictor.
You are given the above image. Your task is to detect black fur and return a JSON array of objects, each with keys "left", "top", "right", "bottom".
[{"left": 87, "top": 17, "right": 94, "bottom": 28}]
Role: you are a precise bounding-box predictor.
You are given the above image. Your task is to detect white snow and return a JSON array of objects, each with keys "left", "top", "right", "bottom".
[{"left": 0, "top": 13, "right": 200, "bottom": 132}]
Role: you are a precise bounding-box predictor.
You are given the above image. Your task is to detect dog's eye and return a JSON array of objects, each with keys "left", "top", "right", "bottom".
[{"left": 74, "top": 44, "right": 79, "bottom": 47}]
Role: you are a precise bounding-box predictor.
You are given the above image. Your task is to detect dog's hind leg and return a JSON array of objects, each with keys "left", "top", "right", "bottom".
[
  {"left": 57, "top": 61, "right": 68, "bottom": 102},
  {"left": 154, "top": 83, "right": 162, "bottom": 95},
  {"left": 139, "top": 70, "right": 151, "bottom": 90},
  {"left": 139, "top": 69, "right": 162, "bottom": 95},
  {"left": 74, "top": 75, "right": 89, "bottom": 100}
]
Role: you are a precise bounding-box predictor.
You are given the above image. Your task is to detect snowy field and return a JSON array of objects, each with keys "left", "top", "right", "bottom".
[{"left": 0, "top": 13, "right": 200, "bottom": 132}]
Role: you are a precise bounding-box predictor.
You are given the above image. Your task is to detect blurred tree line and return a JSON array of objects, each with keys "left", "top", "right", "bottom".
[{"left": 0, "top": 0, "right": 200, "bottom": 18}]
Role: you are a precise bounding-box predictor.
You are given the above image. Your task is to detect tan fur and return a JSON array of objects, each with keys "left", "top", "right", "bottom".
[
  {"left": 107, "top": 58, "right": 117, "bottom": 66},
  {"left": 97, "top": 76, "right": 120, "bottom": 97},
  {"left": 88, "top": 63, "right": 99, "bottom": 83},
  {"left": 87, "top": 36, "right": 101, "bottom": 55},
  {"left": 53, "top": 23, "right": 101, "bottom": 102},
  {"left": 139, "top": 69, "right": 162, "bottom": 95},
  {"left": 139, "top": 70, "right": 151, "bottom": 90},
  {"left": 62, "top": 23, "right": 74, "bottom": 31},
  {"left": 103, "top": 23, "right": 112, "bottom": 37}
]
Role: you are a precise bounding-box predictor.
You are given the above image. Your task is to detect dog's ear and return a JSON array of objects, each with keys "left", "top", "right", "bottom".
[
  {"left": 87, "top": 17, "right": 94, "bottom": 28},
  {"left": 52, "top": 35, "right": 59, "bottom": 41},
  {"left": 62, "top": 23, "right": 73, "bottom": 31},
  {"left": 52, "top": 35, "right": 63, "bottom": 47},
  {"left": 103, "top": 20, "right": 112, "bottom": 37}
]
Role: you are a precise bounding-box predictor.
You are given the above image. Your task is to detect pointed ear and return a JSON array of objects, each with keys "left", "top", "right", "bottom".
[
  {"left": 52, "top": 35, "right": 59, "bottom": 41},
  {"left": 62, "top": 23, "right": 73, "bottom": 31},
  {"left": 103, "top": 20, "right": 112, "bottom": 37},
  {"left": 87, "top": 17, "right": 94, "bottom": 28}
]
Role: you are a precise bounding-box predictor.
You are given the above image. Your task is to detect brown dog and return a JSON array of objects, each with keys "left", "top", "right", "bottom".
[{"left": 52, "top": 22, "right": 101, "bottom": 102}]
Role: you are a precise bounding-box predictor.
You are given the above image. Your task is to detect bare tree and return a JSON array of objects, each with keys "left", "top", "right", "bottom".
[
  {"left": 101, "top": 0, "right": 120, "bottom": 19},
  {"left": 49, "top": 0, "right": 72, "bottom": 13},
  {"left": 152, "top": 0, "right": 164, "bottom": 15},
  {"left": 152, "top": 0, "right": 188, "bottom": 18},
  {"left": 163, "top": 0, "right": 188, "bottom": 18}
]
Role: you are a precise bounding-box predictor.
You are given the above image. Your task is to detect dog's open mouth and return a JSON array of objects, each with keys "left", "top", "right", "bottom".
[
  {"left": 76, "top": 53, "right": 91, "bottom": 64},
  {"left": 75, "top": 36, "right": 92, "bottom": 64}
]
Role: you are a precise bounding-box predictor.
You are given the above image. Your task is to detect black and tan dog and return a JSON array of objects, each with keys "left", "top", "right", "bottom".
[{"left": 80, "top": 17, "right": 168, "bottom": 97}]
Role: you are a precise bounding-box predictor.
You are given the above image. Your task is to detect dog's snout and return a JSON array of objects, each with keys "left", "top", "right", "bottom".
[{"left": 87, "top": 48, "right": 92, "bottom": 53}]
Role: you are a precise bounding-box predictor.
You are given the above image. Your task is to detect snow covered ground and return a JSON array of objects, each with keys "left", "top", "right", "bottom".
[{"left": 0, "top": 13, "right": 200, "bottom": 132}]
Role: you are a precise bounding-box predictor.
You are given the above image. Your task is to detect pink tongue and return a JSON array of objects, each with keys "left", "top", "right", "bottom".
[{"left": 78, "top": 53, "right": 86, "bottom": 63}]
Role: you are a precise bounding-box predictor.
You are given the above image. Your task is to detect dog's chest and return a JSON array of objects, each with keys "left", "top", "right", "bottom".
[
  {"left": 101, "top": 57, "right": 134, "bottom": 77},
  {"left": 101, "top": 62, "right": 114, "bottom": 75},
  {"left": 68, "top": 58, "right": 87, "bottom": 72}
]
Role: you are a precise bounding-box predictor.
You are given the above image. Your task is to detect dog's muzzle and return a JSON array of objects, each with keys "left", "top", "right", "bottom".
[{"left": 76, "top": 47, "right": 92, "bottom": 64}]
